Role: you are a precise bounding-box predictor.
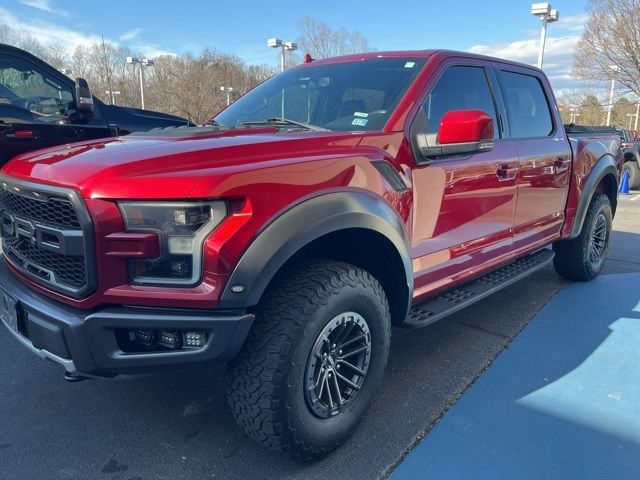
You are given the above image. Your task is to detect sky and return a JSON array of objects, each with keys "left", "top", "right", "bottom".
[{"left": 1, "top": 0, "right": 590, "bottom": 92}]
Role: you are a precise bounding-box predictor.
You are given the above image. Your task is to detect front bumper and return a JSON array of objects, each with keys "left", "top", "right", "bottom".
[{"left": 0, "top": 258, "right": 254, "bottom": 377}]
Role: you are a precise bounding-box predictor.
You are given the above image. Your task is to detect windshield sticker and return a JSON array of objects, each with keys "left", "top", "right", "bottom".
[
  {"left": 404, "top": 61, "right": 416, "bottom": 68},
  {"left": 354, "top": 112, "right": 369, "bottom": 118},
  {"left": 352, "top": 118, "right": 368, "bottom": 127}
]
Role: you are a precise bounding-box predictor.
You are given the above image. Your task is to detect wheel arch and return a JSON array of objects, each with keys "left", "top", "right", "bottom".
[
  {"left": 625, "top": 148, "right": 640, "bottom": 167},
  {"left": 568, "top": 154, "right": 619, "bottom": 239},
  {"left": 219, "top": 192, "right": 413, "bottom": 326}
]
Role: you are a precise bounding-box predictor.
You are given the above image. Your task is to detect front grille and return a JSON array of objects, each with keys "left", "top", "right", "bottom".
[
  {"left": 0, "top": 189, "right": 80, "bottom": 229},
  {"left": 0, "top": 176, "right": 95, "bottom": 298},
  {"left": 4, "top": 235, "right": 86, "bottom": 288}
]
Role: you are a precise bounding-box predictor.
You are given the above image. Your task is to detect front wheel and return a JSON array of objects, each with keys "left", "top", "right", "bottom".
[
  {"left": 226, "top": 260, "right": 391, "bottom": 461},
  {"left": 553, "top": 193, "right": 612, "bottom": 281}
]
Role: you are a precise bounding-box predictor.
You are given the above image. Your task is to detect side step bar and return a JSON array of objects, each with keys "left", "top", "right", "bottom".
[{"left": 403, "top": 249, "right": 555, "bottom": 329}]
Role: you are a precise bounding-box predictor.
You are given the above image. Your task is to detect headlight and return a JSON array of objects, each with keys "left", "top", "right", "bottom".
[{"left": 119, "top": 201, "right": 227, "bottom": 285}]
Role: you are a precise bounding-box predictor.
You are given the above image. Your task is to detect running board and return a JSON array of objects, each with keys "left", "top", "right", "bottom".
[{"left": 403, "top": 249, "right": 555, "bottom": 329}]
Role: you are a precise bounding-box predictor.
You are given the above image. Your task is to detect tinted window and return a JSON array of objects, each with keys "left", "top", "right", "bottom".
[
  {"left": 500, "top": 71, "right": 553, "bottom": 138},
  {"left": 215, "top": 58, "right": 426, "bottom": 132},
  {"left": 0, "top": 56, "right": 74, "bottom": 124},
  {"left": 422, "top": 65, "right": 498, "bottom": 141}
]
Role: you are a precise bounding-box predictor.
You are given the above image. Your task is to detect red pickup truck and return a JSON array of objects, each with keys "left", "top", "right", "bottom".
[{"left": 0, "top": 50, "right": 622, "bottom": 460}]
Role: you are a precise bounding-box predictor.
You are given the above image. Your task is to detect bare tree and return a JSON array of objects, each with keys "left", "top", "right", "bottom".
[
  {"left": 295, "top": 16, "right": 372, "bottom": 59},
  {"left": 0, "top": 23, "right": 276, "bottom": 123},
  {"left": 573, "top": 0, "right": 640, "bottom": 97},
  {"left": 0, "top": 24, "right": 52, "bottom": 60}
]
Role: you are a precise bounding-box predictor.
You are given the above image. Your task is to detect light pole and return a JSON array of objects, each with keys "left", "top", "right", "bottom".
[
  {"left": 531, "top": 3, "right": 559, "bottom": 69},
  {"left": 634, "top": 101, "right": 640, "bottom": 130},
  {"left": 627, "top": 113, "right": 635, "bottom": 129},
  {"left": 606, "top": 64, "right": 620, "bottom": 127},
  {"left": 569, "top": 107, "right": 580, "bottom": 124},
  {"left": 220, "top": 86, "right": 234, "bottom": 106},
  {"left": 126, "top": 56, "right": 155, "bottom": 109},
  {"left": 267, "top": 38, "right": 298, "bottom": 72},
  {"left": 105, "top": 90, "right": 121, "bottom": 106}
]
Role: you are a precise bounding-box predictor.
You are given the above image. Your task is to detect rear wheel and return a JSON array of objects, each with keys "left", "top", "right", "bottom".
[
  {"left": 553, "top": 193, "right": 612, "bottom": 281},
  {"left": 623, "top": 161, "right": 640, "bottom": 189},
  {"left": 226, "top": 260, "right": 391, "bottom": 461}
]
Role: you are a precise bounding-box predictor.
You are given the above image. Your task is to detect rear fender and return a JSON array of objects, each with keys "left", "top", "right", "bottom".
[{"left": 567, "top": 153, "right": 619, "bottom": 239}]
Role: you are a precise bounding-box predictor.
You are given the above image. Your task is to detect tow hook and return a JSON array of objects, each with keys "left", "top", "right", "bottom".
[{"left": 64, "top": 371, "right": 90, "bottom": 383}]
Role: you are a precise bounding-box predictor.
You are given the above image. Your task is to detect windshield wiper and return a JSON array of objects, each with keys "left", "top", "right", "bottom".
[{"left": 241, "top": 118, "right": 330, "bottom": 132}]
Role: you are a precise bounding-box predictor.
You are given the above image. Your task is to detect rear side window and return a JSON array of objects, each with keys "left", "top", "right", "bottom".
[
  {"left": 422, "top": 65, "right": 499, "bottom": 139},
  {"left": 500, "top": 71, "right": 553, "bottom": 138}
]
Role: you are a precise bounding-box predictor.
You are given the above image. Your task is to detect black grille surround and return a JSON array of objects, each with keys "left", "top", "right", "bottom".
[{"left": 0, "top": 174, "right": 96, "bottom": 299}]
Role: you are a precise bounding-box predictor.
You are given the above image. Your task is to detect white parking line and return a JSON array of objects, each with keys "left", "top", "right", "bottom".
[{"left": 630, "top": 194, "right": 640, "bottom": 201}]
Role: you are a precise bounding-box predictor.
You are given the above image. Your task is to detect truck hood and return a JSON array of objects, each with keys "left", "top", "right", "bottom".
[{"left": 2, "top": 127, "right": 363, "bottom": 199}]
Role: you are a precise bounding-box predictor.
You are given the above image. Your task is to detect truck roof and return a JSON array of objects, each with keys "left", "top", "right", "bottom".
[{"left": 306, "top": 49, "right": 541, "bottom": 72}]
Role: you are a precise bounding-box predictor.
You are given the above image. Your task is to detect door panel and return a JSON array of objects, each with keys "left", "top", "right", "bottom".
[
  {"left": 408, "top": 62, "right": 517, "bottom": 301},
  {"left": 496, "top": 67, "right": 571, "bottom": 253},
  {"left": 511, "top": 138, "right": 571, "bottom": 253},
  {"left": 411, "top": 141, "right": 518, "bottom": 298}
]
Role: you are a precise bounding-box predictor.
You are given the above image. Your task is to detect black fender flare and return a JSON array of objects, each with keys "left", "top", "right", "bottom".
[
  {"left": 624, "top": 148, "right": 640, "bottom": 167},
  {"left": 218, "top": 191, "right": 413, "bottom": 316},
  {"left": 569, "top": 154, "right": 619, "bottom": 239}
]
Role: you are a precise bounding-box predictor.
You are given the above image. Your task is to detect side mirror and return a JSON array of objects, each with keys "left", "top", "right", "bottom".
[
  {"left": 75, "top": 78, "right": 94, "bottom": 120},
  {"left": 419, "top": 109, "right": 494, "bottom": 159}
]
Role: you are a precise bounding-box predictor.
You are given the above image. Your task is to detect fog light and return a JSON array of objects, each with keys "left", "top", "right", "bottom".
[
  {"left": 183, "top": 331, "right": 207, "bottom": 347},
  {"left": 133, "top": 329, "right": 156, "bottom": 347},
  {"left": 158, "top": 330, "right": 182, "bottom": 349}
]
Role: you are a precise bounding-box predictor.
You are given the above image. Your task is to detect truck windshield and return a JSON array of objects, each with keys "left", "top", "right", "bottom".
[{"left": 214, "top": 57, "right": 426, "bottom": 132}]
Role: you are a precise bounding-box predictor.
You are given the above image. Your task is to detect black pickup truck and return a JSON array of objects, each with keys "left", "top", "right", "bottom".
[
  {"left": 617, "top": 128, "right": 640, "bottom": 188},
  {"left": 0, "top": 44, "right": 191, "bottom": 166}
]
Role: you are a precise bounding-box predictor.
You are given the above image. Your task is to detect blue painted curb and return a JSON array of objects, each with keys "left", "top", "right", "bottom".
[{"left": 393, "top": 273, "right": 640, "bottom": 480}]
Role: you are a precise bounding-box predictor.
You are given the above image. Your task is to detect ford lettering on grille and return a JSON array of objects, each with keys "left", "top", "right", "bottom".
[{"left": 0, "top": 176, "right": 96, "bottom": 298}]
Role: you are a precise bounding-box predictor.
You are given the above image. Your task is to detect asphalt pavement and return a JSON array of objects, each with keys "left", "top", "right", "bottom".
[{"left": 0, "top": 192, "right": 638, "bottom": 480}]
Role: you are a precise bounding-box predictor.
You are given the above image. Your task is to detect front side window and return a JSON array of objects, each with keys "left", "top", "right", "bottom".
[
  {"left": 0, "top": 56, "right": 75, "bottom": 124},
  {"left": 499, "top": 70, "right": 553, "bottom": 138},
  {"left": 421, "top": 65, "right": 499, "bottom": 141},
  {"left": 214, "top": 57, "right": 426, "bottom": 132}
]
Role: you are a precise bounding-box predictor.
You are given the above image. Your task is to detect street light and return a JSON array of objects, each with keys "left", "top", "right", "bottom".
[
  {"left": 626, "top": 113, "right": 635, "bottom": 129},
  {"left": 268, "top": 38, "right": 298, "bottom": 72},
  {"left": 606, "top": 64, "right": 620, "bottom": 127},
  {"left": 531, "top": 3, "right": 559, "bottom": 69},
  {"left": 126, "top": 56, "right": 155, "bottom": 109},
  {"left": 105, "top": 90, "right": 121, "bottom": 106},
  {"left": 220, "top": 86, "right": 234, "bottom": 106},
  {"left": 569, "top": 107, "right": 580, "bottom": 124},
  {"left": 634, "top": 101, "right": 640, "bottom": 130}
]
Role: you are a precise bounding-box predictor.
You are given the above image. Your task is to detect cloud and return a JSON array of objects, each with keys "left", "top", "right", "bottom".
[
  {"left": 129, "top": 43, "right": 175, "bottom": 58},
  {"left": 0, "top": 7, "right": 102, "bottom": 55},
  {"left": 468, "top": 32, "right": 585, "bottom": 91},
  {"left": 19, "top": 0, "right": 52, "bottom": 12},
  {"left": 119, "top": 28, "right": 141, "bottom": 42},
  {"left": 0, "top": 7, "right": 174, "bottom": 58},
  {"left": 555, "top": 13, "right": 589, "bottom": 32}
]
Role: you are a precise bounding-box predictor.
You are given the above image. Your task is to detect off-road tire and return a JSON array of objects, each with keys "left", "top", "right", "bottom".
[
  {"left": 226, "top": 260, "right": 391, "bottom": 461},
  {"left": 553, "top": 193, "right": 612, "bottom": 281},
  {"left": 623, "top": 161, "right": 640, "bottom": 189}
]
